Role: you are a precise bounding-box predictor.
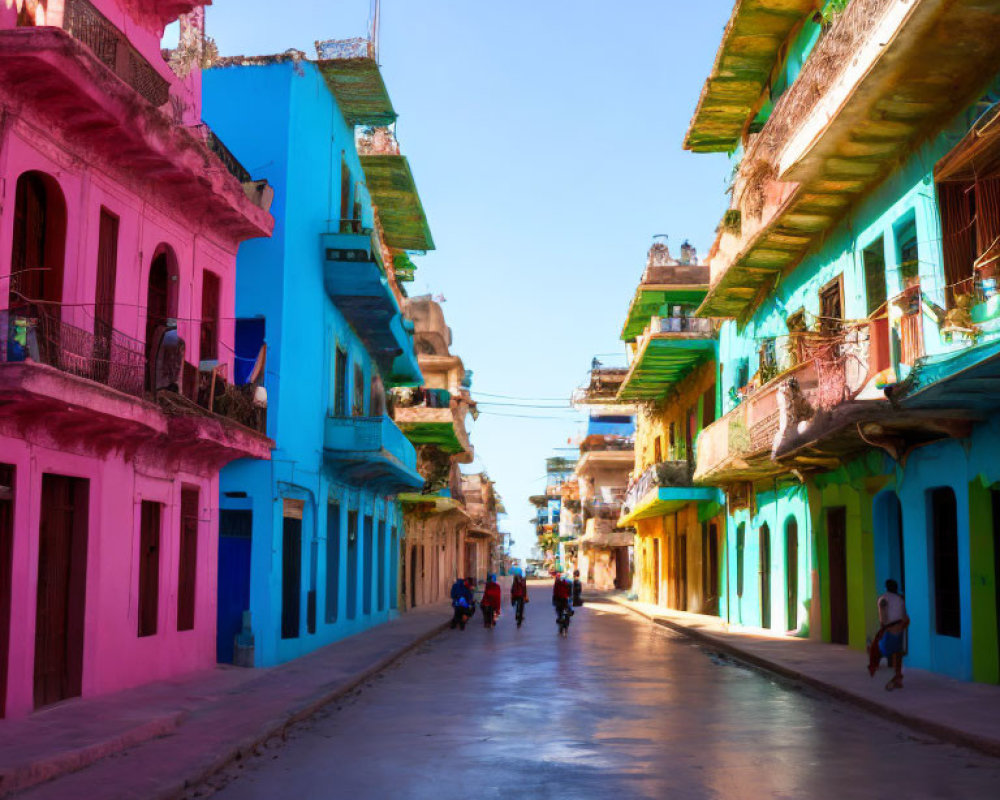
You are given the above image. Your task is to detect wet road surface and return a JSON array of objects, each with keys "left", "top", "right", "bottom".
[{"left": 189, "top": 599, "right": 1000, "bottom": 799}]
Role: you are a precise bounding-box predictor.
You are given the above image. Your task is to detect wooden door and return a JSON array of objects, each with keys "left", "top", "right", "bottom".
[
  {"left": 281, "top": 516, "right": 302, "bottom": 639},
  {"left": 145, "top": 253, "right": 171, "bottom": 390},
  {"left": 759, "top": 524, "right": 771, "bottom": 629},
  {"left": 325, "top": 504, "right": 340, "bottom": 624},
  {"left": 138, "top": 501, "right": 161, "bottom": 638},
  {"left": 827, "top": 507, "right": 849, "bottom": 644},
  {"left": 346, "top": 512, "right": 358, "bottom": 619},
  {"left": 786, "top": 519, "right": 799, "bottom": 631},
  {"left": 93, "top": 210, "right": 118, "bottom": 382},
  {"left": 0, "top": 465, "right": 13, "bottom": 718},
  {"left": 652, "top": 539, "right": 660, "bottom": 606},
  {"left": 678, "top": 533, "right": 688, "bottom": 612},
  {"left": 177, "top": 489, "right": 198, "bottom": 632},
  {"left": 363, "top": 516, "right": 373, "bottom": 615},
  {"left": 216, "top": 510, "right": 252, "bottom": 663},
  {"left": 34, "top": 475, "right": 88, "bottom": 709},
  {"left": 409, "top": 546, "right": 418, "bottom": 609},
  {"left": 377, "top": 520, "right": 386, "bottom": 612}
]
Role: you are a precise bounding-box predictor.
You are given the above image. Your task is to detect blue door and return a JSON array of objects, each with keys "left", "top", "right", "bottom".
[{"left": 217, "top": 510, "right": 252, "bottom": 663}]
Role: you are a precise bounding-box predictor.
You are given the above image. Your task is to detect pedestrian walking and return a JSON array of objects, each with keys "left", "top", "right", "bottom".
[
  {"left": 511, "top": 569, "right": 529, "bottom": 627},
  {"left": 572, "top": 569, "right": 584, "bottom": 607},
  {"left": 450, "top": 577, "right": 473, "bottom": 630},
  {"left": 481, "top": 574, "right": 501, "bottom": 629},
  {"left": 868, "top": 579, "right": 909, "bottom": 690}
]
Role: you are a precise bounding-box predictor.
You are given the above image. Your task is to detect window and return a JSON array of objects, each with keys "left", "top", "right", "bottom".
[
  {"left": 653, "top": 437, "right": 662, "bottom": 464},
  {"left": 94, "top": 209, "right": 119, "bottom": 336},
  {"left": 895, "top": 217, "right": 919, "bottom": 285},
  {"left": 736, "top": 523, "right": 746, "bottom": 598},
  {"left": 370, "top": 374, "right": 385, "bottom": 417},
  {"left": 334, "top": 348, "right": 348, "bottom": 416},
  {"left": 138, "top": 501, "right": 162, "bottom": 637},
  {"left": 377, "top": 519, "right": 386, "bottom": 612},
  {"left": 863, "top": 237, "right": 887, "bottom": 316},
  {"left": 352, "top": 364, "right": 365, "bottom": 416},
  {"left": 930, "top": 487, "right": 961, "bottom": 638},
  {"left": 362, "top": 515, "right": 374, "bottom": 615},
  {"left": 346, "top": 511, "right": 358, "bottom": 620},
  {"left": 177, "top": 488, "right": 198, "bottom": 631},
  {"left": 10, "top": 171, "right": 66, "bottom": 309},
  {"left": 340, "top": 157, "right": 353, "bottom": 231},
  {"left": 668, "top": 423, "right": 676, "bottom": 458},
  {"left": 325, "top": 503, "right": 340, "bottom": 623},
  {"left": 702, "top": 386, "right": 716, "bottom": 427},
  {"left": 818, "top": 275, "right": 844, "bottom": 335},
  {"left": 199, "top": 270, "right": 220, "bottom": 362},
  {"left": 234, "top": 318, "right": 265, "bottom": 386}
]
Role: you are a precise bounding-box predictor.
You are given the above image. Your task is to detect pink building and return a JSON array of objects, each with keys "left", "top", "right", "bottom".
[{"left": 0, "top": 0, "right": 273, "bottom": 719}]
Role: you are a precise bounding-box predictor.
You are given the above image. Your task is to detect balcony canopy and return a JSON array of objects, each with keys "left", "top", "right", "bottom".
[
  {"left": 321, "top": 232, "right": 421, "bottom": 386},
  {"left": 619, "top": 486, "right": 724, "bottom": 527},
  {"left": 360, "top": 154, "right": 434, "bottom": 251},
  {"left": 684, "top": 0, "right": 817, "bottom": 153},
  {"left": 618, "top": 331, "right": 715, "bottom": 401},
  {"left": 621, "top": 286, "right": 708, "bottom": 342},
  {"left": 323, "top": 414, "right": 423, "bottom": 492},
  {"left": 397, "top": 492, "right": 469, "bottom": 516},
  {"left": 315, "top": 39, "right": 397, "bottom": 126}
]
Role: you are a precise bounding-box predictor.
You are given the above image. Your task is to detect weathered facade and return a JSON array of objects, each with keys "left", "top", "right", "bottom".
[
  {"left": 689, "top": 0, "right": 1000, "bottom": 681},
  {"left": 0, "top": 1, "right": 273, "bottom": 718},
  {"left": 394, "top": 295, "right": 479, "bottom": 608},
  {"left": 617, "top": 242, "right": 725, "bottom": 613}
]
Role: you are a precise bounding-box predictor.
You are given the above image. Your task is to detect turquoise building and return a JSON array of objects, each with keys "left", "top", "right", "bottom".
[
  {"left": 688, "top": 0, "right": 1000, "bottom": 682},
  {"left": 203, "top": 43, "right": 431, "bottom": 667}
]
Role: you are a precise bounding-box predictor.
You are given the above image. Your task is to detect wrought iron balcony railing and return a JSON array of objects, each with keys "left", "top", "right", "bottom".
[{"left": 62, "top": 0, "right": 171, "bottom": 106}]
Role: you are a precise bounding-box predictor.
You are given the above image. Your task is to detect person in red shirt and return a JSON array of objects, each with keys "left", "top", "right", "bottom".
[
  {"left": 511, "top": 571, "right": 529, "bottom": 627},
  {"left": 481, "top": 574, "right": 502, "bottom": 629},
  {"left": 552, "top": 573, "right": 572, "bottom": 619}
]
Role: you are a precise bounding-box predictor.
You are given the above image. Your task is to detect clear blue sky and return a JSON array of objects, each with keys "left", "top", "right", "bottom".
[{"left": 204, "top": 0, "right": 733, "bottom": 561}]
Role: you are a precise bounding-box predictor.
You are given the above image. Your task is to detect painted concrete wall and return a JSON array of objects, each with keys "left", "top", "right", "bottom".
[{"left": 204, "top": 61, "right": 407, "bottom": 667}]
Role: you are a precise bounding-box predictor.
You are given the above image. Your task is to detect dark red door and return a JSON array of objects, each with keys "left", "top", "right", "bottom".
[
  {"left": 827, "top": 507, "right": 849, "bottom": 644},
  {"left": 138, "top": 501, "right": 161, "bottom": 638},
  {"left": 0, "top": 465, "right": 13, "bottom": 718},
  {"left": 34, "top": 475, "right": 89, "bottom": 709}
]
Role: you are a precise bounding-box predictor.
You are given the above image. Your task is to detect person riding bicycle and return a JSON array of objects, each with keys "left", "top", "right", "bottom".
[
  {"left": 552, "top": 573, "right": 572, "bottom": 619},
  {"left": 481, "top": 574, "right": 502, "bottom": 629},
  {"left": 511, "top": 570, "right": 529, "bottom": 626}
]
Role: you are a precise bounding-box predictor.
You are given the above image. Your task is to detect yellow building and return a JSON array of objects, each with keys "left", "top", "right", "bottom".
[{"left": 617, "top": 242, "right": 725, "bottom": 613}]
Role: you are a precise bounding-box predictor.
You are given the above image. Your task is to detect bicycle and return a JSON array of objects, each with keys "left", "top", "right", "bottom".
[{"left": 556, "top": 603, "right": 571, "bottom": 637}]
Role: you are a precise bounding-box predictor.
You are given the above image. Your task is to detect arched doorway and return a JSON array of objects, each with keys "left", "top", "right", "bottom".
[
  {"left": 785, "top": 517, "right": 799, "bottom": 632},
  {"left": 759, "top": 523, "right": 771, "bottom": 629},
  {"left": 145, "top": 246, "right": 178, "bottom": 390},
  {"left": 10, "top": 171, "right": 66, "bottom": 312}
]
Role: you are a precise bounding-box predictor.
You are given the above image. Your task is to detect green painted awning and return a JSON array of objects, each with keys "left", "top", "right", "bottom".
[
  {"left": 317, "top": 57, "right": 397, "bottom": 126},
  {"left": 684, "top": 0, "right": 817, "bottom": 152},
  {"left": 360, "top": 154, "right": 434, "bottom": 251},
  {"left": 618, "top": 335, "right": 715, "bottom": 401},
  {"left": 397, "top": 420, "right": 463, "bottom": 453},
  {"left": 621, "top": 286, "right": 707, "bottom": 342},
  {"left": 620, "top": 486, "right": 724, "bottom": 526}
]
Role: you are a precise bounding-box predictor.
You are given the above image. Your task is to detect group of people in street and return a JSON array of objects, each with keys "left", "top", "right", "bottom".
[{"left": 448, "top": 570, "right": 584, "bottom": 631}]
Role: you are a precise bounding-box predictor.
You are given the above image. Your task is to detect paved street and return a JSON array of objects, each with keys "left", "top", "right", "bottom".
[{"left": 187, "top": 599, "right": 1000, "bottom": 800}]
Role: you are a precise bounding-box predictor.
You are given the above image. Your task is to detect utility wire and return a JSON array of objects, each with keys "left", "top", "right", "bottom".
[
  {"left": 477, "top": 401, "right": 574, "bottom": 409},
  {"left": 474, "top": 390, "right": 570, "bottom": 401}
]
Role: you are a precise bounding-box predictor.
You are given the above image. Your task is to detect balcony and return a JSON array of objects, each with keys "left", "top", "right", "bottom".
[
  {"left": 581, "top": 517, "right": 634, "bottom": 548},
  {"left": 0, "top": 307, "right": 271, "bottom": 464},
  {"left": 571, "top": 366, "right": 632, "bottom": 408},
  {"left": 621, "top": 244, "right": 711, "bottom": 342},
  {"left": 617, "top": 316, "right": 715, "bottom": 401},
  {"left": 397, "top": 489, "right": 469, "bottom": 518},
  {"left": 693, "top": 323, "right": 972, "bottom": 484},
  {"left": 315, "top": 38, "right": 397, "bottom": 126},
  {"left": 356, "top": 128, "right": 434, "bottom": 252},
  {"left": 321, "top": 232, "right": 422, "bottom": 386},
  {"left": 619, "top": 461, "right": 722, "bottom": 526},
  {"left": 699, "top": 0, "right": 1000, "bottom": 320},
  {"left": 0, "top": 25, "right": 272, "bottom": 242},
  {"left": 323, "top": 414, "right": 424, "bottom": 493},
  {"left": 684, "top": 0, "right": 819, "bottom": 153},
  {"left": 393, "top": 404, "right": 472, "bottom": 458}
]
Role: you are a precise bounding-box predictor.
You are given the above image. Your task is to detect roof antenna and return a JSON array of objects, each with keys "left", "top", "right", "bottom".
[{"left": 368, "top": 0, "right": 381, "bottom": 62}]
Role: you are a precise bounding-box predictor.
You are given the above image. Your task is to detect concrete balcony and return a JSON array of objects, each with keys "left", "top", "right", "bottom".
[
  {"left": 617, "top": 316, "right": 715, "bottom": 401},
  {"left": 393, "top": 405, "right": 473, "bottom": 459},
  {"left": 619, "top": 461, "right": 722, "bottom": 526},
  {"left": 0, "top": 25, "right": 273, "bottom": 242},
  {"left": 700, "top": 0, "right": 1000, "bottom": 320},
  {"left": 321, "top": 232, "right": 422, "bottom": 386},
  {"left": 315, "top": 38, "right": 397, "bottom": 126},
  {"left": 323, "top": 414, "right": 424, "bottom": 493},
  {"left": 0, "top": 308, "right": 272, "bottom": 467}
]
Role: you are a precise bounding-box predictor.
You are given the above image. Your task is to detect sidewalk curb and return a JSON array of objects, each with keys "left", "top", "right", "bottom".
[
  {"left": 609, "top": 596, "right": 1000, "bottom": 760},
  {"left": 166, "top": 619, "right": 451, "bottom": 800}
]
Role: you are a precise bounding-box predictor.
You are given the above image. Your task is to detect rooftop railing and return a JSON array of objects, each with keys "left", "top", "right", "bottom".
[{"left": 356, "top": 127, "right": 401, "bottom": 157}]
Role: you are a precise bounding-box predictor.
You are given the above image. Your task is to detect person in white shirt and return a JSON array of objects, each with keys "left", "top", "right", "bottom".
[{"left": 875, "top": 579, "right": 909, "bottom": 690}]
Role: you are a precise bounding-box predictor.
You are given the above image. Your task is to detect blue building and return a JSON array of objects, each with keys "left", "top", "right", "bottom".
[{"left": 203, "top": 42, "right": 431, "bottom": 667}]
